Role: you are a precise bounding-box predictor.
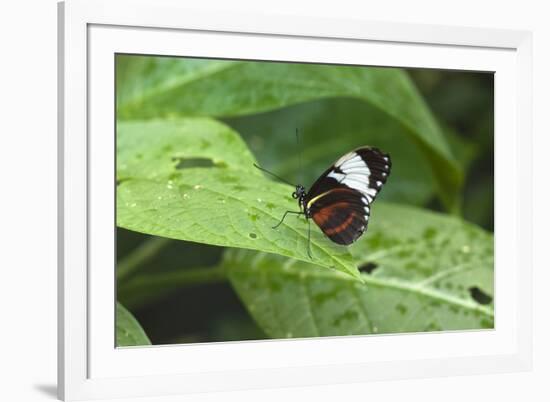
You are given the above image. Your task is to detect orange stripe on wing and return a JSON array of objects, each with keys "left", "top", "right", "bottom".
[
  {"left": 317, "top": 211, "right": 357, "bottom": 236},
  {"left": 312, "top": 202, "right": 352, "bottom": 228},
  {"left": 311, "top": 201, "right": 350, "bottom": 228}
]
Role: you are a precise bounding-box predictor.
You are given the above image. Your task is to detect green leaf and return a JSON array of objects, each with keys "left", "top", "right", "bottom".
[
  {"left": 117, "top": 118, "right": 360, "bottom": 279},
  {"left": 116, "top": 55, "right": 462, "bottom": 210},
  {"left": 116, "top": 302, "right": 151, "bottom": 346},
  {"left": 225, "top": 203, "right": 493, "bottom": 338}
]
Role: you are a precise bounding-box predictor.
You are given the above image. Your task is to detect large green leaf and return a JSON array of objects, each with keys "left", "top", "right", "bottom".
[
  {"left": 116, "top": 302, "right": 151, "bottom": 346},
  {"left": 116, "top": 55, "right": 462, "bottom": 210},
  {"left": 117, "top": 118, "right": 359, "bottom": 279},
  {"left": 225, "top": 203, "right": 493, "bottom": 338}
]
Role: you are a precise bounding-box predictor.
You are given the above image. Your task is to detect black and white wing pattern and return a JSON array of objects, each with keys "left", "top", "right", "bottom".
[
  {"left": 304, "top": 147, "right": 391, "bottom": 245},
  {"left": 328, "top": 147, "right": 391, "bottom": 204}
]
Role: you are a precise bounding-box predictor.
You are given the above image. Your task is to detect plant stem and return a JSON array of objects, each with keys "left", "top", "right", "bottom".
[
  {"left": 117, "top": 266, "right": 227, "bottom": 300},
  {"left": 117, "top": 236, "right": 172, "bottom": 282}
]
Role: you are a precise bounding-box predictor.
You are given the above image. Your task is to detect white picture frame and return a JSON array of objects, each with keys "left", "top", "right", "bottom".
[{"left": 58, "top": 0, "right": 533, "bottom": 400}]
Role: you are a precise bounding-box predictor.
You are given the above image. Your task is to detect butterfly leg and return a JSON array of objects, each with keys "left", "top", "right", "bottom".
[
  {"left": 307, "top": 219, "right": 312, "bottom": 259},
  {"left": 272, "top": 210, "right": 303, "bottom": 229}
]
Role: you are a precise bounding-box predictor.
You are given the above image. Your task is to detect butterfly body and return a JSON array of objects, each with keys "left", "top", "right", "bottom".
[{"left": 294, "top": 146, "right": 391, "bottom": 246}]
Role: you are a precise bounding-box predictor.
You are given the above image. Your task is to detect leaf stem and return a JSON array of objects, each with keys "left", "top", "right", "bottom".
[
  {"left": 117, "top": 236, "right": 172, "bottom": 282},
  {"left": 118, "top": 266, "right": 227, "bottom": 299}
]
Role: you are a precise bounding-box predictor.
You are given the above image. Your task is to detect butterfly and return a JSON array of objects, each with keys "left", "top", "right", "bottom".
[{"left": 255, "top": 146, "right": 391, "bottom": 257}]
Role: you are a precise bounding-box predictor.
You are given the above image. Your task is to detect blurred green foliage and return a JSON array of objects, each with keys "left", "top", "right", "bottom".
[{"left": 115, "top": 55, "right": 494, "bottom": 346}]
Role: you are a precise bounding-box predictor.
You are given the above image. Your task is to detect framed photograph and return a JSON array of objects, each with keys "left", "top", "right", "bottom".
[{"left": 58, "top": 0, "right": 533, "bottom": 400}]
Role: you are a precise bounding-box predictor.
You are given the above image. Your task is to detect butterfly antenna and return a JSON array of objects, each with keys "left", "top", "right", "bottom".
[
  {"left": 296, "top": 127, "right": 303, "bottom": 184},
  {"left": 253, "top": 163, "right": 295, "bottom": 186}
]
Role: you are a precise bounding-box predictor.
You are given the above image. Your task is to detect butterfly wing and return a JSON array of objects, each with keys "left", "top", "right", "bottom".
[
  {"left": 308, "top": 187, "right": 368, "bottom": 245},
  {"left": 305, "top": 147, "right": 391, "bottom": 245}
]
